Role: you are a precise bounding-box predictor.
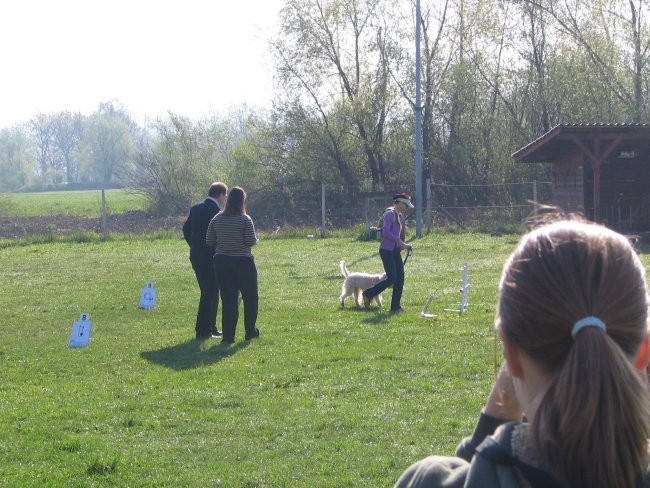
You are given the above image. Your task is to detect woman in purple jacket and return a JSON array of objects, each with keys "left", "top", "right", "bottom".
[{"left": 363, "top": 193, "right": 413, "bottom": 312}]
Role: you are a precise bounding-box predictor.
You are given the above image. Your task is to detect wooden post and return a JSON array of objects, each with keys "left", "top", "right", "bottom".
[
  {"left": 101, "top": 189, "right": 109, "bottom": 241},
  {"left": 320, "top": 183, "right": 326, "bottom": 237},
  {"left": 426, "top": 178, "right": 432, "bottom": 231},
  {"left": 570, "top": 133, "right": 622, "bottom": 223}
]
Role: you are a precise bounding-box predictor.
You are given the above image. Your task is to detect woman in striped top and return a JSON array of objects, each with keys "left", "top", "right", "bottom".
[{"left": 206, "top": 186, "right": 260, "bottom": 344}]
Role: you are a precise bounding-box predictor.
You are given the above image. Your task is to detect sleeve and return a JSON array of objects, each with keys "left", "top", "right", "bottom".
[
  {"left": 393, "top": 455, "right": 469, "bottom": 488},
  {"left": 381, "top": 209, "right": 400, "bottom": 247},
  {"left": 243, "top": 216, "right": 258, "bottom": 247},
  {"left": 182, "top": 210, "right": 192, "bottom": 245},
  {"left": 393, "top": 413, "right": 507, "bottom": 488},
  {"left": 455, "top": 412, "right": 508, "bottom": 461},
  {"left": 205, "top": 217, "right": 217, "bottom": 249}
]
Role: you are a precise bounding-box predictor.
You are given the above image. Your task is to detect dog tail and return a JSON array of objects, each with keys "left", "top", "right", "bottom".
[{"left": 339, "top": 260, "right": 349, "bottom": 278}]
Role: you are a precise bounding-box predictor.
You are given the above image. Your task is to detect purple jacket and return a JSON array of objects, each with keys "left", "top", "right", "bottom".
[{"left": 379, "top": 208, "right": 405, "bottom": 251}]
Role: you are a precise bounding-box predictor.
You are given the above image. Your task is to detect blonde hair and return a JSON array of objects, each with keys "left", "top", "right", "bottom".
[{"left": 497, "top": 219, "right": 650, "bottom": 487}]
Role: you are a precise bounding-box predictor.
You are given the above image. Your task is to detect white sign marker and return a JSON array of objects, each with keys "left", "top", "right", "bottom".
[
  {"left": 139, "top": 282, "right": 157, "bottom": 309},
  {"left": 69, "top": 313, "right": 93, "bottom": 348}
]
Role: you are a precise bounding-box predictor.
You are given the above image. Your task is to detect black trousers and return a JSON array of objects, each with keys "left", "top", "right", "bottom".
[
  {"left": 213, "top": 254, "right": 258, "bottom": 342},
  {"left": 190, "top": 253, "right": 219, "bottom": 337},
  {"left": 363, "top": 247, "right": 405, "bottom": 311}
]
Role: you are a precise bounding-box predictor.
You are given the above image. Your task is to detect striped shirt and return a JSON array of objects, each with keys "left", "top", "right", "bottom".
[{"left": 206, "top": 213, "right": 258, "bottom": 257}]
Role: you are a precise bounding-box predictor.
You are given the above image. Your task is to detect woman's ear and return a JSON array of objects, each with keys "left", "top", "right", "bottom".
[
  {"left": 634, "top": 334, "right": 650, "bottom": 371},
  {"left": 501, "top": 332, "right": 524, "bottom": 379}
]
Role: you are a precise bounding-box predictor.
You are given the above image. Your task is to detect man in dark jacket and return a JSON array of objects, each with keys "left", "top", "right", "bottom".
[{"left": 183, "top": 182, "right": 228, "bottom": 339}]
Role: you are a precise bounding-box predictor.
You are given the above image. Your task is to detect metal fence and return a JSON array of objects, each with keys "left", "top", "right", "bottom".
[
  {"left": 1, "top": 181, "right": 553, "bottom": 238},
  {"left": 247, "top": 180, "right": 553, "bottom": 233},
  {"left": 426, "top": 181, "right": 553, "bottom": 229}
]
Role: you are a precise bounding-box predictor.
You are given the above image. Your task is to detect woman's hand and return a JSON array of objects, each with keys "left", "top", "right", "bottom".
[{"left": 483, "top": 363, "right": 523, "bottom": 421}]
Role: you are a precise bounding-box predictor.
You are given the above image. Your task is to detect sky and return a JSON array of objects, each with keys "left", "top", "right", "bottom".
[{"left": 0, "top": 0, "right": 285, "bottom": 129}]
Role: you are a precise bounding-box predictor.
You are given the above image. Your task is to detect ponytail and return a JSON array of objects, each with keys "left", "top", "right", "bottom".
[{"left": 534, "top": 328, "right": 650, "bottom": 487}]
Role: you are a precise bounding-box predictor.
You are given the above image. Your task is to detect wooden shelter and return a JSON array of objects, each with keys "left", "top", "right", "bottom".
[{"left": 512, "top": 123, "right": 650, "bottom": 231}]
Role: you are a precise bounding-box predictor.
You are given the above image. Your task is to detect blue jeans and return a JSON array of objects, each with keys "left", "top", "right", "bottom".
[{"left": 363, "top": 247, "right": 404, "bottom": 310}]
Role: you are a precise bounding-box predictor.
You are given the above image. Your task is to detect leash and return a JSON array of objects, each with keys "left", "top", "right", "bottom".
[{"left": 403, "top": 247, "right": 413, "bottom": 266}]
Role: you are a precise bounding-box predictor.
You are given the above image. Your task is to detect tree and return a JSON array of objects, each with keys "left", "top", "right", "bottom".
[
  {"left": 273, "top": 0, "right": 403, "bottom": 189},
  {"left": 29, "top": 114, "right": 55, "bottom": 184},
  {"left": 527, "top": 0, "right": 650, "bottom": 122},
  {"left": 82, "top": 111, "right": 135, "bottom": 186},
  {"left": 133, "top": 113, "right": 231, "bottom": 215},
  {"left": 0, "top": 126, "right": 35, "bottom": 191},
  {"left": 51, "top": 111, "right": 83, "bottom": 184}
]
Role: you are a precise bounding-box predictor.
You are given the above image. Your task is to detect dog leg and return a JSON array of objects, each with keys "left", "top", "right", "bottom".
[
  {"left": 340, "top": 285, "right": 349, "bottom": 307},
  {"left": 354, "top": 288, "right": 362, "bottom": 307}
]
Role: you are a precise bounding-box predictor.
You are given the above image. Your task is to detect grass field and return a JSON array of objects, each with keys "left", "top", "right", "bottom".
[
  {"left": 1, "top": 189, "right": 148, "bottom": 217},
  {"left": 0, "top": 227, "right": 514, "bottom": 487},
  {"left": 4, "top": 222, "right": 634, "bottom": 486}
]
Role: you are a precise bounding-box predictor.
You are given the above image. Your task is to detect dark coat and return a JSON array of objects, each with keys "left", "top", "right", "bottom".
[
  {"left": 394, "top": 413, "right": 650, "bottom": 488},
  {"left": 183, "top": 198, "right": 220, "bottom": 260}
]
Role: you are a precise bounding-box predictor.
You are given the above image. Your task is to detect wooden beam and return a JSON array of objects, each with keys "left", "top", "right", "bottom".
[
  {"left": 569, "top": 133, "right": 623, "bottom": 168},
  {"left": 569, "top": 134, "right": 624, "bottom": 222}
]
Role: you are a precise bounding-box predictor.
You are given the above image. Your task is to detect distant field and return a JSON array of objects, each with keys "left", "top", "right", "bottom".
[{"left": 0, "top": 189, "right": 148, "bottom": 217}]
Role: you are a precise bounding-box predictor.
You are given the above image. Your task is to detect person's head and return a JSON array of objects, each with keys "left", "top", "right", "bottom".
[
  {"left": 392, "top": 193, "right": 414, "bottom": 213},
  {"left": 497, "top": 217, "right": 650, "bottom": 487},
  {"left": 222, "top": 186, "right": 247, "bottom": 216},
  {"left": 208, "top": 182, "right": 228, "bottom": 206}
]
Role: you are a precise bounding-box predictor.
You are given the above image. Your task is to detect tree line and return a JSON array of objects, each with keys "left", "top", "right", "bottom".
[{"left": 1, "top": 0, "right": 649, "bottom": 225}]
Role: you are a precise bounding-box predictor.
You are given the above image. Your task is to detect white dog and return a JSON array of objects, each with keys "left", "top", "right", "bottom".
[{"left": 339, "top": 260, "right": 386, "bottom": 308}]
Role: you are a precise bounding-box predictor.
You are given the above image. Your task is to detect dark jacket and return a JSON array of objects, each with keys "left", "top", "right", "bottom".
[
  {"left": 183, "top": 198, "right": 220, "bottom": 259},
  {"left": 394, "top": 413, "right": 650, "bottom": 488},
  {"left": 394, "top": 414, "right": 530, "bottom": 488}
]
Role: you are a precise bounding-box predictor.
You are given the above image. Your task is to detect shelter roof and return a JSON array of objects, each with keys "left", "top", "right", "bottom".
[{"left": 512, "top": 123, "right": 650, "bottom": 163}]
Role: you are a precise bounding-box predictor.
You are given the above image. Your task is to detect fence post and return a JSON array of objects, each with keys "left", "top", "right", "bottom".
[
  {"left": 365, "top": 196, "right": 371, "bottom": 230},
  {"left": 101, "top": 188, "right": 109, "bottom": 241},
  {"left": 321, "top": 182, "right": 326, "bottom": 237},
  {"left": 533, "top": 180, "right": 537, "bottom": 205},
  {"left": 426, "top": 178, "right": 432, "bottom": 231}
]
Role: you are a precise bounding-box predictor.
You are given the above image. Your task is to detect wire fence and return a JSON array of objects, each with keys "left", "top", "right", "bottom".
[
  {"left": 1, "top": 181, "right": 553, "bottom": 238},
  {"left": 426, "top": 180, "right": 553, "bottom": 229},
  {"left": 247, "top": 180, "right": 553, "bottom": 233}
]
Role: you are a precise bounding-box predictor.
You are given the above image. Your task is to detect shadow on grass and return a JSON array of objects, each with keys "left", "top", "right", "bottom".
[
  {"left": 338, "top": 305, "right": 367, "bottom": 312},
  {"left": 140, "top": 340, "right": 249, "bottom": 370},
  {"left": 361, "top": 312, "right": 393, "bottom": 324},
  {"left": 338, "top": 304, "right": 395, "bottom": 321}
]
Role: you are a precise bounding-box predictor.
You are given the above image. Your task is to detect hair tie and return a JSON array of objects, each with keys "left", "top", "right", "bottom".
[{"left": 571, "top": 316, "right": 606, "bottom": 338}]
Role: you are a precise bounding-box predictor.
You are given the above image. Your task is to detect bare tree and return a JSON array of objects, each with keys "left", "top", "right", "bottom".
[
  {"left": 83, "top": 111, "right": 134, "bottom": 186},
  {"left": 51, "top": 111, "right": 83, "bottom": 184},
  {"left": 527, "top": 0, "right": 650, "bottom": 122},
  {"left": 29, "top": 114, "right": 55, "bottom": 184},
  {"left": 0, "top": 126, "right": 35, "bottom": 191},
  {"left": 132, "top": 113, "right": 233, "bottom": 215},
  {"left": 273, "top": 0, "right": 400, "bottom": 189}
]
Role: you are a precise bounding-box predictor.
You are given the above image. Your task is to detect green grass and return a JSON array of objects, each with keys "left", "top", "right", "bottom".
[
  {"left": 1, "top": 189, "right": 148, "bottom": 217},
  {"left": 0, "top": 229, "right": 556, "bottom": 486}
]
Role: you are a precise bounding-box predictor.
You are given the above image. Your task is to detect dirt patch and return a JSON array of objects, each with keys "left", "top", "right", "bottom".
[{"left": 0, "top": 211, "right": 186, "bottom": 239}]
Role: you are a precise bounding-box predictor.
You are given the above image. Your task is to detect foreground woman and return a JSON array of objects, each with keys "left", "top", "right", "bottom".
[{"left": 395, "top": 217, "right": 650, "bottom": 488}]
